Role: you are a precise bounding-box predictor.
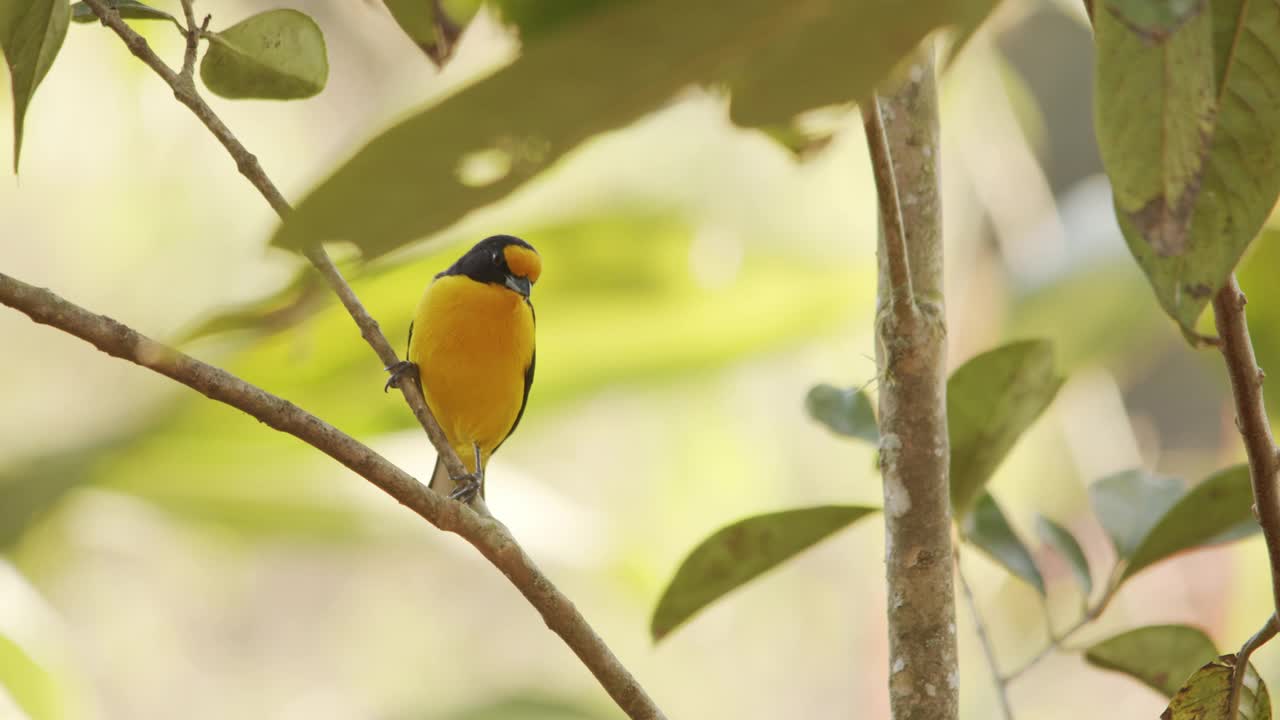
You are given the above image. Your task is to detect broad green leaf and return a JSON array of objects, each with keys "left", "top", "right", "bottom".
[
  {"left": 948, "top": 340, "right": 1064, "bottom": 517},
  {"left": 70, "top": 0, "right": 174, "bottom": 24},
  {"left": 273, "top": 0, "right": 999, "bottom": 257},
  {"left": 0, "top": 632, "right": 64, "bottom": 720},
  {"left": 199, "top": 10, "right": 328, "bottom": 100},
  {"left": 383, "top": 0, "right": 479, "bottom": 66},
  {"left": 962, "top": 492, "right": 1044, "bottom": 594},
  {"left": 1122, "top": 464, "right": 1259, "bottom": 582},
  {"left": 805, "top": 384, "right": 877, "bottom": 444},
  {"left": 1089, "top": 469, "right": 1183, "bottom": 559},
  {"left": 1097, "top": 0, "right": 1280, "bottom": 332},
  {"left": 0, "top": 0, "right": 69, "bottom": 172},
  {"left": 1085, "top": 624, "right": 1219, "bottom": 698},
  {"left": 1162, "top": 654, "right": 1271, "bottom": 720},
  {"left": 1036, "top": 514, "right": 1092, "bottom": 598},
  {"left": 651, "top": 505, "right": 878, "bottom": 641}
]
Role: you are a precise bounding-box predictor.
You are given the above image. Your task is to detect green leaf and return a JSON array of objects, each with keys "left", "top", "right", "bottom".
[
  {"left": 1162, "top": 654, "right": 1271, "bottom": 720},
  {"left": 0, "top": 631, "right": 65, "bottom": 720},
  {"left": 1097, "top": 0, "right": 1280, "bottom": 332},
  {"left": 948, "top": 340, "right": 1064, "bottom": 517},
  {"left": 1088, "top": 467, "right": 1261, "bottom": 586},
  {"left": 70, "top": 0, "right": 174, "bottom": 24},
  {"left": 0, "top": 0, "right": 69, "bottom": 173},
  {"left": 383, "top": 0, "right": 479, "bottom": 66},
  {"left": 1089, "top": 469, "right": 1183, "bottom": 559},
  {"left": 963, "top": 492, "right": 1045, "bottom": 594},
  {"left": 1036, "top": 515, "right": 1093, "bottom": 598},
  {"left": 805, "top": 384, "right": 877, "bottom": 444},
  {"left": 650, "top": 505, "right": 878, "bottom": 642},
  {"left": 1122, "top": 465, "right": 1259, "bottom": 582},
  {"left": 273, "top": 0, "right": 999, "bottom": 257},
  {"left": 1085, "top": 624, "right": 1219, "bottom": 698},
  {"left": 199, "top": 9, "right": 328, "bottom": 100}
]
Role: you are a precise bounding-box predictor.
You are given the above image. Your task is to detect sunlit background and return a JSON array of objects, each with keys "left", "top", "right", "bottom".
[{"left": 2, "top": 1, "right": 1279, "bottom": 718}]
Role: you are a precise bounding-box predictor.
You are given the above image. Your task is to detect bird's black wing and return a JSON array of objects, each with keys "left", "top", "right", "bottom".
[{"left": 499, "top": 349, "right": 535, "bottom": 449}]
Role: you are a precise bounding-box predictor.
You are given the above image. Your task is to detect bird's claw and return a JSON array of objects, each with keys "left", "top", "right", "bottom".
[
  {"left": 384, "top": 360, "right": 418, "bottom": 393},
  {"left": 448, "top": 475, "right": 481, "bottom": 503}
]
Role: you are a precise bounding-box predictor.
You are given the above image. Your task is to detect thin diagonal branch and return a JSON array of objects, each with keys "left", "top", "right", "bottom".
[
  {"left": 77, "top": 1, "right": 664, "bottom": 716},
  {"left": 0, "top": 272, "right": 666, "bottom": 720},
  {"left": 80, "top": 0, "right": 467, "bottom": 486}
]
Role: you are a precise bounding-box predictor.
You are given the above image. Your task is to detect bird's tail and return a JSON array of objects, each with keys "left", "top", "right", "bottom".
[{"left": 428, "top": 454, "right": 454, "bottom": 496}]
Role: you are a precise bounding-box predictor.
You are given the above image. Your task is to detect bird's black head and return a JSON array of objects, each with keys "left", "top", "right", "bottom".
[{"left": 439, "top": 235, "right": 541, "bottom": 298}]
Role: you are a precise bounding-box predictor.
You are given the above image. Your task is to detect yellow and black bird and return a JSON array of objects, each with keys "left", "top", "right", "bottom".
[{"left": 386, "top": 235, "right": 540, "bottom": 502}]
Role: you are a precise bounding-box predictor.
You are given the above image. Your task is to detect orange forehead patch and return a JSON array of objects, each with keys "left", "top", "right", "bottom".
[{"left": 504, "top": 244, "right": 542, "bottom": 283}]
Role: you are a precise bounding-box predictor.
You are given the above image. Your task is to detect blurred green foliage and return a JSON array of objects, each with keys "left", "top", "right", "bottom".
[
  {"left": 0, "top": 214, "right": 860, "bottom": 545},
  {"left": 273, "top": 0, "right": 999, "bottom": 257},
  {"left": 0, "top": 631, "right": 66, "bottom": 720}
]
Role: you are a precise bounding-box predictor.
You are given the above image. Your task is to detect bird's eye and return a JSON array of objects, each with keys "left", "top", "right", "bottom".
[{"left": 491, "top": 251, "right": 502, "bottom": 266}]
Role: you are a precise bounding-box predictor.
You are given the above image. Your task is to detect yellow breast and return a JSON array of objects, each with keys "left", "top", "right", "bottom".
[{"left": 408, "top": 275, "right": 535, "bottom": 472}]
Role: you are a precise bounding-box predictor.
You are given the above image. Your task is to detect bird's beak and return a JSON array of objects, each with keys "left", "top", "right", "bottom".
[{"left": 505, "top": 273, "right": 532, "bottom": 298}]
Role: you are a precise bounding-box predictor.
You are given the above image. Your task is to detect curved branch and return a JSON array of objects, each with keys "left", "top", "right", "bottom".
[
  {"left": 74, "top": 2, "right": 665, "bottom": 716},
  {"left": 0, "top": 272, "right": 666, "bottom": 720}
]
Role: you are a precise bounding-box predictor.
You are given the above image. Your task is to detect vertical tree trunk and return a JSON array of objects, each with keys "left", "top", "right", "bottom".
[{"left": 868, "top": 45, "right": 958, "bottom": 720}]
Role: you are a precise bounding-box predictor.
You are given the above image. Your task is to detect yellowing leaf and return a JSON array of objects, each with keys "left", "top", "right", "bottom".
[{"left": 1162, "top": 654, "right": 1271, "bottom": 720}]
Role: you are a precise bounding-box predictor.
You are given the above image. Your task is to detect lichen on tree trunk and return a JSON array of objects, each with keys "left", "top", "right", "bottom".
[{"left": 869, "top": 45, "right": 958, "bottom": 720}]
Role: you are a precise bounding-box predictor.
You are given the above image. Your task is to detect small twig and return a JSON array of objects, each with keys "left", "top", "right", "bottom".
[
  {"left": 177, "top": 0, "right": 199, "bottom": 85},
  {"left": 1228, "top": 614, "right": 1278, "bottom": 719},
  {"left": 955, "top": 550, "right": 1015, "bottom": 720},
  {"left": 78, "top": 0, "right": 468, "bottom": 485},
  {"left": 999, "top": 577, "right": 1121, "bottom": 683},
  {"left": 861, "top": 95, "right": 916, "bottom": 325},
  {"left": 1213, "top": 276, "right": 1280, "bottom": 617}
]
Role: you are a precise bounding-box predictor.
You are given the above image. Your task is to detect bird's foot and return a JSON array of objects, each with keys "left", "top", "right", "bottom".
[
  {"left": 384, "top": 360, "right": 419, "bottom": 393},
  {"left": 448, "top": 443, "right": 485, "bottom": 503},
  {"left": 448, "top": 474, "right": 482, "bottom": 503}
]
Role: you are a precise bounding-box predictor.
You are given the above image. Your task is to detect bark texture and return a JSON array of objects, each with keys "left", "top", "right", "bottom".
[{"left": 869, "top": 47, "right": 958, "bottom": 720}]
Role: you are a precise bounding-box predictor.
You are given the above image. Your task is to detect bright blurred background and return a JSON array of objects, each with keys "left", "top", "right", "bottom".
[{"left": 2, "top": 1, "right": 1279, "bottom": 718}]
